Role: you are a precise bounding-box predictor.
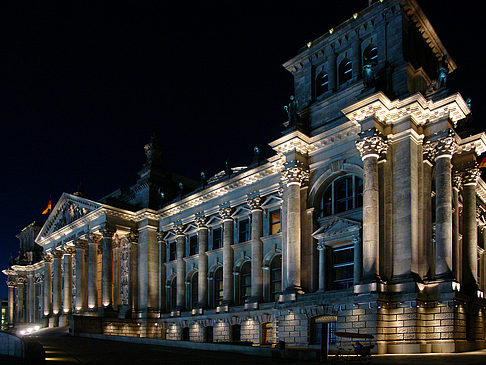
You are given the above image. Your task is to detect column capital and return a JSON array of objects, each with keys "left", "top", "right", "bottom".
[
  {"left": 52, "top": 249, "right": 64, "bottom": 259},
  {"left": 281, "top": 166, "right": 310, "bottom": 186},
  {"left": 34, "top": 274, "right": 44, "bottom": 283},
  {"left": 247, "top": 196, "right": 263, "bottom": 212},
  {"left": 435, "top": 131, "right": 458, "bottom": 159},
  {"left": 43, "top": 253, "right": 54, "bottom": 263},
  {"left": 317, "top": 241, "right": 326, "bottom": 251},
  {"left": 17, "top": 276, "right": 26, "bottom": 285},
  {"left": 174, "top": 224, "right": 186, "bottom": 237},
  {"left": 157, "top": 230, "right": 166, "bottom": 244},
  {"left": 355, "top": 128, "right": 388, "bottom": 160},
  {"left": 6, "top": 279, "right": 17, "bottom": 287},
  {"left": 99, "top": 226, "right": 116, "bottom": 239},
  {"left": 75, "top": 239, "right": 88, "bottom": 250},
  {"left": 128, "top": 228, "right": 139, "bottom": 243},
  {"left": 462, "top": 165, "right": 480, "bottom": 186},
  {"left": 64, "top": 246, "right": 76, "bottom": 255},
  {"left": 453, "top": 171, "right": 463, "bottom": 190},
  {"left": 219, "top": 206, "right": 234, "bottom": 221},
  {"left": 195, "top": 215, "right": 209, "bottom": 229}
]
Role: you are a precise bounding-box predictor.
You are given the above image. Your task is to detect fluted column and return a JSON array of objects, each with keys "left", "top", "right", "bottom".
[
  {"left": 196, "top": 216, "right": 208, "bottom": 307},
  {"left": 248, "top": 196, "right": 263, "bottom": 301},
  {"left": 452, "top": 172, "right": 462, "bottom": 281},
  {"left": 434, "top": 133, "right": 457, "bottom": 279},
  {"left": 7, "top": 280, "right": 16, "bottom": 327},
  {"left": 16, "top": 277, "right": 25, "bottom": 323},
  {"left": 27, "top": 273, "right": 34, "bottom": 323},
  {"left": 220, "top": 207, "right": 234, "bottom": 304},
  {"left": 75, "top": 240, "right": 88, "bottom": 312},
  {"left": 63, "top": 247, "right": 74, "bottom": 315},
  {"left": 281, "top": 165, "right": 309, "bottom": 293},
  {"left": 87, "top": 235, "right": 99, "bottom": 310},
  {"left": 356, "top": 129, "right": 387, "bottom": 282},
  {"left": 43, "top": 254, "right": 53, "bottom": 318},
  {"left": 157, "top": 230, "right": 166, "bottom": 313},
  {"left": 462, "top": 166, "right": 480, "bottom": 292},
  {"left": 175, "top": 225, "right": 186, "bottom": 309},
  {"left": 52, "top": 249, "right": 63, "bottom": 319},
  {"left": 317, "top": 242, "right": 325, "bottom": 291},
  {"left": 100, "top": 227, "right": 115, "bottom": 309}
]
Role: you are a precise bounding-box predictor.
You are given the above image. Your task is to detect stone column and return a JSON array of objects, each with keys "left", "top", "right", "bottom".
[
  {"left": 196, "top": 216, "right": 209, "bottom": 308},
  {"left": 100, "top": 227, "right": 115, "bottom": 309},
  {"left": 317, "top": 242, "right": 326, "bottom": 291},
  {"left": 356, "top": 129, "right": 387, "bottom": 282},
  {"left": 157, "top": 230, "right": 166, "bottom": 313},
  {"left": 137, "top": 220, "right": 159, "bottom": 316},
  {"left": 353, "top": 235, "right": 362, "bottom": 285},
  {"left": 248, "top": 196, "right": 263, "bottom": 301},
  {"left": 6, "top": 277, "right": 16, "bottom": 327},
  {"left": 52, "top": 249, "right": 63, "bottom": 320},
  {"left": 220, "top": 207, "right": 234, "bottom": 304},
  {"left": 112, "top": 238, "right": 120, "bottom": 309},
  {"left": 434, "top": 133, "right": 457, "bottom": 279},
  {"left": 16, "top": 277, "right": 25, "bottom": 323},
  {"left": 462, "top": 166, "right": 480, "bottom": 292},
  {"left": 87, "top": 235, "right": 99, "bottom": 311},
  {"left": 63, "top": 247, "right": 74, "bottom": 315},
  {"left": 27, "top": 273, "right": 34, "bottom": 323},
  {"left": 281, "top": 165, "right": 309, "bottom": 293},
  {"left": 75, "top": 240, "right": 88, "bottom": 312},
  {"left": 43, "top": 254, "right": 53, "bottom": 318},
  {"left": 175, "top": 225, "right": 186, "bottom": 309},
  {"left": 452, "top": 172, "right": 462, "bottom": 281}
]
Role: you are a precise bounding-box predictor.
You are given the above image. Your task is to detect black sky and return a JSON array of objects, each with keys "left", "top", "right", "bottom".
[{"left": 0, "top": 0, "right": 484, "bottom": 298}]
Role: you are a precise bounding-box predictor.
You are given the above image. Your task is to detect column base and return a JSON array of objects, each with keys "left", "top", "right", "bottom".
[{"left": 283, "top": 286, "right": 304, "bottom": 295}]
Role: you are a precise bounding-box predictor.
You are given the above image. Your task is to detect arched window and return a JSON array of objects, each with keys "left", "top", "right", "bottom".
[
  {"left": 190, "top": 272, "right": 198, "bottom": 309},
  {"left": 363, "top": 45, "right": 378, "bottom": 64},
  {"left": 269, "top": 255, "right": 282, "bottom": 301},
  {"left": 321, "top": 175, "right": 363, "bottom": 217},
  {"left": 170, "top": 277, "right": 177, "bottom": 310},
  {"left": 339, "top": 58, "right": 352, "bottom": 85},
  {"left": 239, "top": 262, "right": 251, "bottom": 304},
  {"left": 316, "top": 71, "right": 329, "bottom": 97},
  {"left": 214, "top": 267, "right": 223, "bottom": 307}
]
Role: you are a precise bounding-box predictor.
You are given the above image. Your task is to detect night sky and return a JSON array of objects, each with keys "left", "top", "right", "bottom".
[{"left": 1, "top": 0, "right": 484, "bottom": 298}]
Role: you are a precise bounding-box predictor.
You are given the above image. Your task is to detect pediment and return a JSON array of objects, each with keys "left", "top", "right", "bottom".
[
  {"left": 312, "top": 217, "right": 361, "bottom": 239},
  {"left": 38, "top": 193, "right": 102, "bottom": 239},
  {"left": 261, "top": 194, "right": 282, "bottom": 208}
]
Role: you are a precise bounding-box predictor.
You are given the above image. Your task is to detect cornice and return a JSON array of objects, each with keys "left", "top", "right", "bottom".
[{"left": 342, "top": 92, "right": 469, "bottom": 127}]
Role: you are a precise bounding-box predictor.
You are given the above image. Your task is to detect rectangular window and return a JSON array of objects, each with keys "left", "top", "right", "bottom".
[
  {"left": 238, "top": 218, "right": 251, "bottom": 243},
  {"left": 269, "top": 210, "right": 281, "bottom": 235},
  {"left": 332, "top": 245, "right": 354, "bottom": 289},
  {"left": 169, "top": 241, "right": 176, "bottom": 261},
  {"left": 212, "top": 227, "right": 222, "bottom": 249},
  {"left": 189, "top": 235, "right": 198, "bottom": 256}
]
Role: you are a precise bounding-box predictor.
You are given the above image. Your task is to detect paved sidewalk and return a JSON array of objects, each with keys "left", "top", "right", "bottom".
[{"left": 10, "top": 328, "right": 486, "bottom": 365}]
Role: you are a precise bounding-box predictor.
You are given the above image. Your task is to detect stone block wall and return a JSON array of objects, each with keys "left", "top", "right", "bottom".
[
  {"left": 213, "top": 322, "right": 230, "bottom": 342},
  {"left": 103, "top": 320, "right": 141, "bottom": 338},
  {"left": 189, "top": 322, "right": 204, "bottom": 342},
  {"left": 241, "top": 318, "right": 260, "bottom": 344},
  {"left": 277, "top": 312, "right": 308, "bottom": 347},
  {"left": 167, "top": 323, "right": 181, "bottom": 340}
]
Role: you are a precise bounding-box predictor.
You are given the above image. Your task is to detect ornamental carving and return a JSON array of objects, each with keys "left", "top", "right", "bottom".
[
  {"left": 51, "top": 201, "right": 90, "bottom": 233},
  {"left": 52, "top": 249, "right": 64, "bottom": 259},
  {"left": 281, "top": 166, "right": 310, "bottom": 186},
  {"left": 7, "top": 280, "right": 17, "bottom": 287},
  {"left": 99, "top": 227, "right": 116, "bottom": 239},
  {"left": 355, "top": 129, "right": 388, "bottom": 159},
  {"left": 219, "top": 207, "right": 233, "bottom": 221},
  {"left": 43, "top": 254, "right": 54, "bottom": 263},
  {"left": 195, "top": 215, "right": 208, "bottom": 228},
  {"left": 128, "top": 229, "right": 139, "bottom": 243},
  {"left": 17, "top": 276, "right": 26, "bottom": 284},
  {"left": 64, "top": 246, "right": 76, "bottom": 255},
  {"left": 435, "top": 131, "right": 458, "bottom": 157},
  {"left": 462, "top": 166, "right": 480, "bottom": 186},
  {"left": 34, "top": 274, "right": 44, "bottom": 284},
  {"left": 120, "top": 238, "right": 131, "bottom": 306},
  {"left": 174, "top": 224, "right": 186, "bottom": 236},
  {"left": 317, "top": 241, "right": 326, "bottom": 251},
  {"left": 452, "top": 171, "right": 463, "bottom": 190},
  {"left": 157, "top": 230, "right": 165, "bottom": 244},
  {"left": 423, "top": 142, "right": 436, "bottom": 164},
  {"left": 75, "top": 239, "right": 88, "bottom": 250},
  {"left": 247, "top": 196, "right": 262, "bottom": 211}
]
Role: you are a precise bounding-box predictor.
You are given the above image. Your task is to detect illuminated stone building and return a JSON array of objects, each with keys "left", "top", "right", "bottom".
[{"left": 4, "top": 0, "right": 486, "bottom": 354}]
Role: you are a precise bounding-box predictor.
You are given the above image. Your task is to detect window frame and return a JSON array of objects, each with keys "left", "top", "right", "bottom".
[
  {"left": 189, "top": 235, "right": 198, "bottom": 256},
  {"left": 320, "top": 174, "right": 363, "bottom": 217},
  {"left": 269, "top": 209, "right": 281, "bottom": 235},
  {"left": 238, "top": 217, "right": 251, "bottom": 243}
]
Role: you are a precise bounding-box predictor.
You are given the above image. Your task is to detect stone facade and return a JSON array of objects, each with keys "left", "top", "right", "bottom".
[{"left": 4, "top": 0, "right": 486, "bottom": 354}]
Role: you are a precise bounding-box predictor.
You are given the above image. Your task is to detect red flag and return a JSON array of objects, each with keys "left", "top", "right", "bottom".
[
  {"left": 42, "top": 200, "right": 52, "bottom": 215},
  {"left": 479, "top": 157, "right": 486, "bottom": 169}
]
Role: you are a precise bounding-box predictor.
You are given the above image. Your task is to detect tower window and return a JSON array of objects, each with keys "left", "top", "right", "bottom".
[
  {"left": 316, "top": 71, "right": 329, "bottom": 96},
  {"left": 339, "top": 58, "right": 353, "bottom": 85},
  {"left": 363, "top": 45, "right": 378, "bottom": 64}
]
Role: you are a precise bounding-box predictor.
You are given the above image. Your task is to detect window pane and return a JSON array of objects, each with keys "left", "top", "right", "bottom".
[
  {"left": 238, "top": 219, "right": 250, "bottom": 242},
  {"left": 212, "top": 228, "right": 222, "bottom": 249},
  {"left": 270, "top": 210, "right": 281, "bottom": 235},
  {"left": 189, "top": 236, "right": 198, "bottom": 256}
]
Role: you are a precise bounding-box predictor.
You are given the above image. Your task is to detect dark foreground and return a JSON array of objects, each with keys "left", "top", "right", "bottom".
[{"left": 2, "top": 327, "right": 486, "bottom": 365}]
